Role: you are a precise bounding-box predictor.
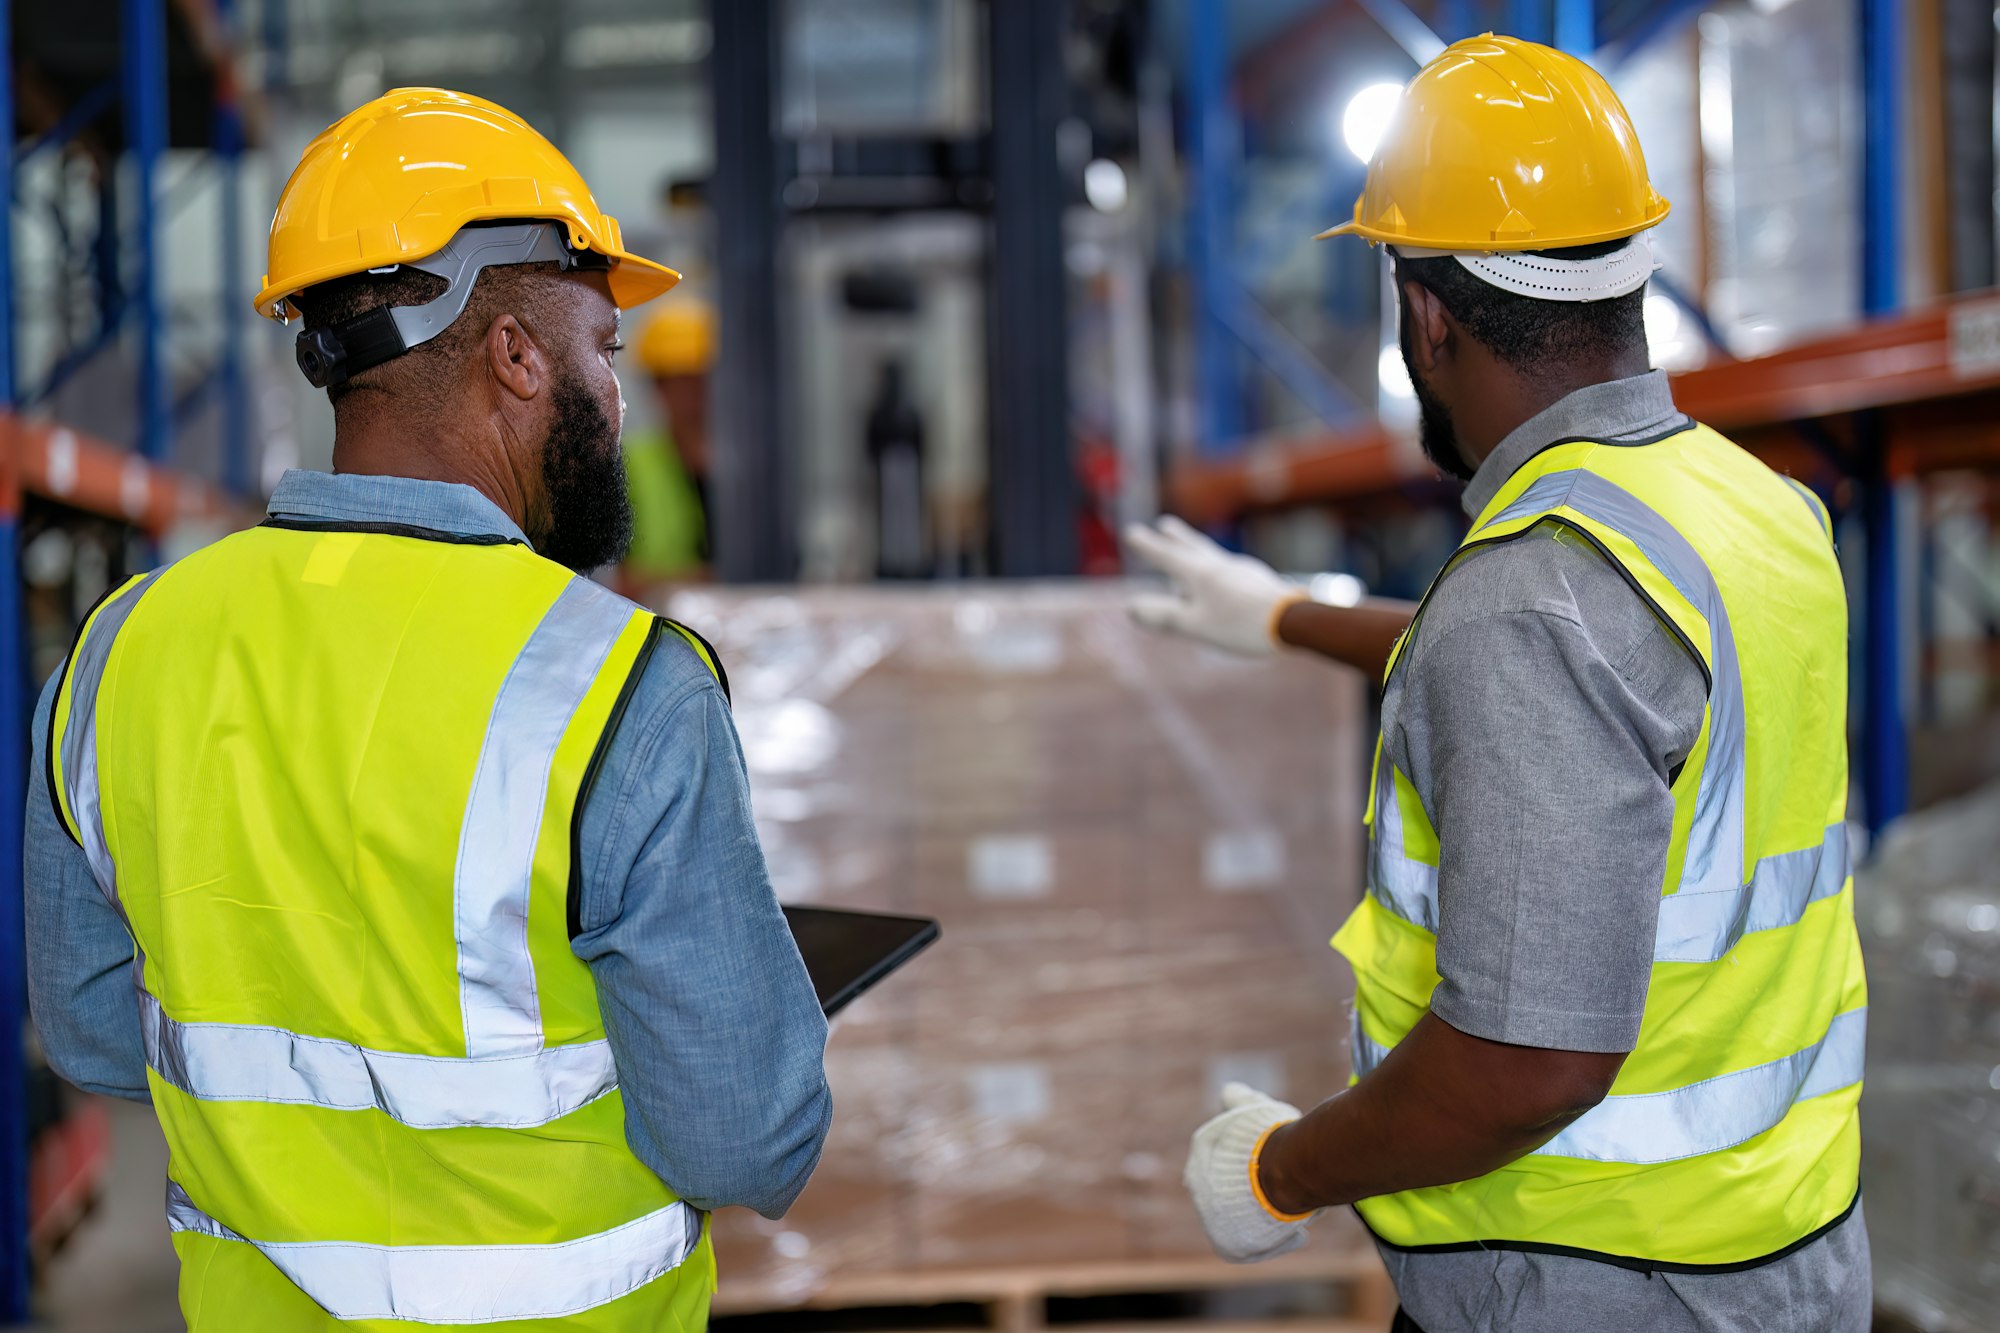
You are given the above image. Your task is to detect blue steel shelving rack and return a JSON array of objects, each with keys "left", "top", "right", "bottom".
[
  {"left": 1178, "top": 0, "right": 1912, "bottom": 837},
  {"left": 0, "top": 0, "right": 259, "bottom": 1315},
  {"left": 0, "top": 0, "right": 25, "bottom": 1319}
]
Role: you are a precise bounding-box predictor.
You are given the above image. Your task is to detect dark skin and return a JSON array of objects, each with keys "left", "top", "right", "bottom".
[
  {"left": 1254, "top": 274, "right": 1651, "bottom": 1218},
  {"left": 330, "top": 271, "right": 627, "bottom": 547}
]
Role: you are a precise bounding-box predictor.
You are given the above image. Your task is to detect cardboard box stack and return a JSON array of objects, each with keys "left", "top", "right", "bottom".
[{"left": 665, "top": 584, "right": 1368, "bottom": 1301}]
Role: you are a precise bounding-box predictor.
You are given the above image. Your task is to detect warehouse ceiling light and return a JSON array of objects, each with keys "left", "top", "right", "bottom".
[
  {"left": 1341, "top": 82, "right": 1405, "bottom": 165},
  {"left": 1084, "top": 158, "right": 1129, "bottom": 212}
]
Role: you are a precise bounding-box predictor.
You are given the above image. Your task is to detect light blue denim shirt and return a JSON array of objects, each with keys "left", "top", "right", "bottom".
[{"left": 24, "top": 469, "right": 831, "bottom": 1219}]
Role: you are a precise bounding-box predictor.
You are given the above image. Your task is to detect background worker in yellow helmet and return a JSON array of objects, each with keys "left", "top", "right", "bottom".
[
  {"left": 621, "top": 298, "right": 717, "bottom": 584},
  {"left": 23, "top": 88, "right": 829, "bottom": 1330},
  {"left": 1132, "top": 36, "right": 1868, "bottom": 1332}
]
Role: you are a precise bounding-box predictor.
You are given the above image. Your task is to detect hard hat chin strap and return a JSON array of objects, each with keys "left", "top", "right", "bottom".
[{"left": 294, "top": 221, "right": 610, "bottom": 389}]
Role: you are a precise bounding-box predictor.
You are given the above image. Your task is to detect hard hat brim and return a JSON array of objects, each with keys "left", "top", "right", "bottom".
[
  {"left": 1315, "top": 200, "right": 1670, "bottom": 250},
  {"left": 606, "top": 251, "right": 682, "bottom": 310}
]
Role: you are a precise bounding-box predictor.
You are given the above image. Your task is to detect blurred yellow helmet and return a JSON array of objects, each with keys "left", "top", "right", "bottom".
[
  {"left": 256, "top": 86, "right": 679, "bottom": 322},
  {"left": 1318, "top": 34, "right": 1670, "bottom": 252},
  {"left": 637, "top": 300, "right": 716, "bottom": 377}
]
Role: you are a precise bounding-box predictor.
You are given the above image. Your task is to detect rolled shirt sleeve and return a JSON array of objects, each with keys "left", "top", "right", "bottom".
[
  {"left": 1389, "top": 528, "right": 1708, "bottom": 1054},
  {"left": 571, "top": 633, "right": 831, "bottom": 1218}
]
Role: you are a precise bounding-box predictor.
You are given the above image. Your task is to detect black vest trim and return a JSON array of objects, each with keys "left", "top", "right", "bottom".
[
  {"left": 567, "top": 618, "right": 666, "bottom": 942},
  {"left": 1358, "top": 1187, "right": 1860, "bottom": 1276},
  {"left": 259, "top": 516, "right": 525, "bottom": 547}
]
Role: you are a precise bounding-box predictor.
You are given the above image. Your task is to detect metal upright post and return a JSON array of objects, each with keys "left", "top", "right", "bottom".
[
  {"left": 1860, "top": 0, "right": 1908, "bottom": 833},
  {"left": 1183, "top": 0, "right": 1241, "bottom": 451},
  {"left": 263, "top": 0, "right": 287, "bottom": 91},
  {"left": 1508, "top": 0, "right": 1548, "bottom": 45},
  {"left": 0, "top": 0, "right": 30, "bottom": 1317},
  {"left": 988, "top": 0, "right": 1078, "bottom": 575},
  {"left": 1555, "top": 0, "right": 1596, "bottom": 53},
  {"left": 124, "top": 0, "right": 171, "bottom": 463},
  {"left": 1438, "top": 0, "right": 1473, "bottom": 42},
  {"left": 1862, "top": 0, "right": 1902, "bottom": 315},
  {"left": 709, "top": 0, "right": 792, "bottom": 582},
  {"left": 216, "top": 0, "right": 250, "bottom": 496}
]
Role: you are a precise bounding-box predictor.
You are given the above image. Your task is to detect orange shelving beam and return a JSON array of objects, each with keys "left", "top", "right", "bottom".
[
  {"left": 1166, "top": 289, "right": 2000, "bottom": 520},
  {"left": 0, "top": 415, "right": 235, "bottom": 538}
]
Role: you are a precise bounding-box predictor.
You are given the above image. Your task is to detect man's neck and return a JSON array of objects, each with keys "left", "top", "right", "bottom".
[
  {"left": 1457, "top": 358, "right": 1650, "bottom": 473},
  {"left": 331, "top": 410, "right": 533, "bottom": 535}
]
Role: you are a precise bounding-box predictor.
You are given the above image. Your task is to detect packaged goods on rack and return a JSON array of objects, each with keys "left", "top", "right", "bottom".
[
  {"left": 662, "top": 584, "right": 1370, "bottom": 1301},
  {"left": 1857, "top": 784, "right": 2000, "bottom": 1333}
]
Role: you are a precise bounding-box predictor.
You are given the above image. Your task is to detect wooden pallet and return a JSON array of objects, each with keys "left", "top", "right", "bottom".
[{"left": 711, "top": 1246, "right": 1397, "bottom": 1332}]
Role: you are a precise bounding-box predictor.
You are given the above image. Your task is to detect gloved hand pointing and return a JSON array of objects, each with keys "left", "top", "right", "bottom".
[
  {"left": 1184, "top": 1081, "right": 1319, "bottom": 1264},
  {"left": 1124, "top": 517, "right": 1308, "bottom": 658}
]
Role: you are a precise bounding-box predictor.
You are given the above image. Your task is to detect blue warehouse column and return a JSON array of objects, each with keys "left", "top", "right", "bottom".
[
  {"left": 1555, "top": 0, "right": 1596, "bottom": 53},
  {"left": 1509, "top": 0, "right": 1550, "bottom": 45},
  {"left": 124, "top": 0, "right": 171, "bottom": 464},
  {"left": 1184, "top": 0, "right": 1243, "bottom": 451},
  {"left": 1860, "top": 0, "right": 1908, "bottom": 835},
  {"left": 0, "top": 0, "right": 29, "bottom": 1318},
  {"left": 216, "top": 0, "right": 250, "bottom": 496}
]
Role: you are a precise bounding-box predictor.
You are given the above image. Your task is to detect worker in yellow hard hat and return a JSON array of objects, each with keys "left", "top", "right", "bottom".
[
  {"left": 25, "top": 88, "right": 829, "bottom": 1330},
  {"left": 620, "top": 298, "right": 717, "bottom": 585},
  {"left": 1131, "top": 37, "right": 1868, "bottom": 1331}
]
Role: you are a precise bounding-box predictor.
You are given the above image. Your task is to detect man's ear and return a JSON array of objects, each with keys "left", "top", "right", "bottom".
[
  {"left": 1400, "top": 279, "right": 1452, "bottom": 375},
  {"left": 484, "top": 313, "right": 543, "bottom": 403}
]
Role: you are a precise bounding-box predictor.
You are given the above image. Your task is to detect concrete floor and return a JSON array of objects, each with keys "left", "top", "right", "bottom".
[{"left": 32, "top": 1096, "right": 180, "bottom": 1332}]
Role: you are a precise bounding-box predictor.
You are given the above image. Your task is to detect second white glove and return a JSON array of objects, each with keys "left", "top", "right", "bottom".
[
  {"left": 1183, "top": 1081, "right": 1319, "bottom": 1264},
  {"left": 1124, "top": 517, "right": 1307, "bottom": 658}
]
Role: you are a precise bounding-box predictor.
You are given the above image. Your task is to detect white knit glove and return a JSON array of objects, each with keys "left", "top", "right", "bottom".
[
  {"left": 1124, "top": 518, "right": 1308, "bottom": 658},
  {"left": 1184, "top": 1082, "right": 1318, "bottom": 1264}
]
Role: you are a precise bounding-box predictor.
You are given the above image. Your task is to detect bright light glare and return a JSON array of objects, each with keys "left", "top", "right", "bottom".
[
  {"left": 1643, "top": 292, "right": 1708, "bottom": 370},
  {"left": 1310, "top": 572, "right": 1367, "bottom": 608},
  {"left": 1084, "top": 158, "right": 1128, "bottom": 212},
  {"left": 1643, "top": 292, "right": 1683, "bottom": 348},
  {"left": 1378, "top": 343, "right": 1414, "bottom": 401},
  {"left": 1342, "top": 83, "right": 1405, "bottom": 164}
]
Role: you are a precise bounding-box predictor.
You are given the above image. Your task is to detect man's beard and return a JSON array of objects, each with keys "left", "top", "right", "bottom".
[
  {"left": 538, "top": 372, "right": 634, "bottom": 573},
  {"left": 1398, "top": 298, "right": 1475, "bottom": 483}
]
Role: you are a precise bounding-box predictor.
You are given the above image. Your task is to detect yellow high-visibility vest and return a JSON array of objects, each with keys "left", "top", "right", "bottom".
[
  {"left": 49, "top": 520, "right": 726, "bottom": 1328},
  {"left": 1335, "top": 424, "right": 1864, "bottom": 1268}
]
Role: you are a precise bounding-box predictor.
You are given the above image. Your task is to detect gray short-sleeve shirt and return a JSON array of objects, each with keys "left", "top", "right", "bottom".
[{"left": 1375, "top": 371, "right": 1870, "bottom": 1333}]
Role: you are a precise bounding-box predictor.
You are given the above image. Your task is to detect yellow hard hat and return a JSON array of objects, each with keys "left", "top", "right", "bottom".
[
  {"left": 256, "top": 87, "right": 679, "bottom": 321},
  {"left": 1318, "top": 34, "right": 1670, "bottom": 252},
  {"left": 637, "top": 299, "right": 716, "bottom": 376}
]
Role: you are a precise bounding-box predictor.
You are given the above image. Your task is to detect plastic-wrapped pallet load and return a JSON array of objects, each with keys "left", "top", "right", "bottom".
[
  {"left": 1857, "top": 784, "right": 2000, "bottom": 1333},
  {"left": 663, "top": 584, "right": 1368, "bottom": 1305}
]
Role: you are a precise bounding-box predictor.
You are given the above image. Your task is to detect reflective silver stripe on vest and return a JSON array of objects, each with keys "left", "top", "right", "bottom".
[
  {"left": 1368, "top": 469, "right": 1832, "bottom": 961},
  {"left": 1486, "top": 470, "right": 1749, "bottom": 906},
  {"left": 67, "top": 567, "right": 643, "bottom": 1128},
  {"left": 1653, "top": 822, "right": 1852, "bottom": 964},
  {"left": 59, "top": 571, "right": 166, "bottom": 908},
  {"left": 1351, "top": 1007, "right": 1867, "bottom": 1164},
  {"left": 455, "top": 578, "right": 636, "bottom": 1058},
  {"left": 1781, "top": 476, "right": 1834, "bottom": 541},
  {"left": 166, "top": 1181, "right": 702, "bottom": 1322},
  {"left": 1367, "top": 746, "right": 1439, "bottom": 931},
  {"left": 140, "top": 989, "right": 617, "bottom": 1130}
]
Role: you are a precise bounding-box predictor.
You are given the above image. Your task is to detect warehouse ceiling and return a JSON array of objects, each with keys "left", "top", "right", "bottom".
[{"left": 278, "top": 0, "right": 710, "bottom": 114}]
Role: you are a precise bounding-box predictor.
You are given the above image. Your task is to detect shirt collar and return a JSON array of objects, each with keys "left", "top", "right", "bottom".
[
  {"left": 265, "top": 470, "right": 533, "bottom": 548},
  {"left": 1460, "top": 370, "right": 1688, "bottom": 519}
]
